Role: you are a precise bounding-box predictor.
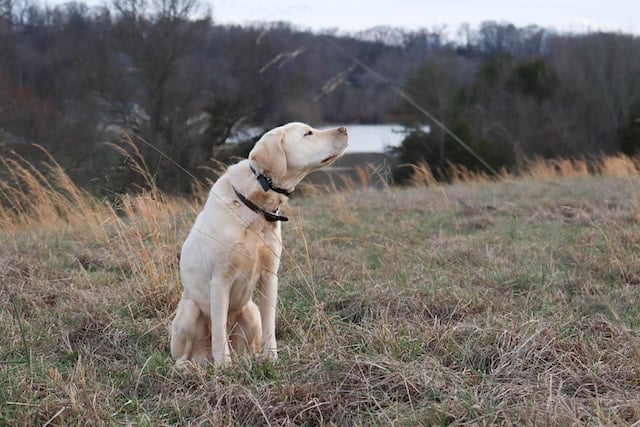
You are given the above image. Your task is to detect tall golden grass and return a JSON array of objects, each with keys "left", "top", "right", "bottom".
[
  {"left": 0, "top": 147, "right": 100, "bottom": 231},
  {"left": 0, "top": 143, "right": 193, "bottom": 309},
  {"left": 405, "top": 154, "right": 639, "bottom": 187}
]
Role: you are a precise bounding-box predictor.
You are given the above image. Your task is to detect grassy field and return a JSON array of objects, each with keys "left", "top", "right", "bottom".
[{"left": 2, "top": 154, "right": 640, "bottom": 425}]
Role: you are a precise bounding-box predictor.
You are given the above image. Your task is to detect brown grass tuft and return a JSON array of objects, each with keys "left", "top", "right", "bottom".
[
  {"left": 403, "top": 155, "right": 638, "bottom": 186},
  {"left": 598, "top": 154, "right": 639, "bottom": 177},
  {"left": 406, "top": 162, "right": 438, "bottom": 186}
]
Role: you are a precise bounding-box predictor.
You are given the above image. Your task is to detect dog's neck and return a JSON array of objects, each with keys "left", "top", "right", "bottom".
[
  {"left": 229, "top": 162, "right": 291, "bottom": 223},
  {"left": 249, "top": 163, "right": 293, "bottom": 196},
  {"left": 233, "top": 186, "right": 288, "bottom": 222}
]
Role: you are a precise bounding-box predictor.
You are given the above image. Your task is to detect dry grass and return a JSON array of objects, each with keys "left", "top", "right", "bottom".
[
  {"left": 405, "top": 154, "right": 639, "bottom": 187},
  {"left": 2, "top": 151, "right": 640, "bottom": 425}
]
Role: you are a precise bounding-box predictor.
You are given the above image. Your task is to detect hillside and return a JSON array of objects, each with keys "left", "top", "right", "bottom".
[{"left": 2, "top": 167, "right": 640, "bottom": 424}]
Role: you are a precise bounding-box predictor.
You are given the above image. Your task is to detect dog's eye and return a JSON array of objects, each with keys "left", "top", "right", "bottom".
[{"left": 304, "top": 131, "right": 313, "bottom": 137}]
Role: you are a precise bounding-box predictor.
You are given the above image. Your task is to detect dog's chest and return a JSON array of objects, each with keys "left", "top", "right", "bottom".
[{"left": 225, "top": 225, "right": 281, "bottom": 307}]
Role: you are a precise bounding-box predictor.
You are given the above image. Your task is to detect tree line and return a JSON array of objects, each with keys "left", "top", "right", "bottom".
[
  {"left": 394, "top": 29, "right": 640, "bottom": 181},
  {"left": 1, "top": 0, "right": 639, "bottom": 192}
]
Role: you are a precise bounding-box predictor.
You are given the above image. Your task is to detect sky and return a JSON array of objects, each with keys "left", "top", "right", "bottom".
[{"left": 209, "top": 0, "right": 640, "bottom": 35}]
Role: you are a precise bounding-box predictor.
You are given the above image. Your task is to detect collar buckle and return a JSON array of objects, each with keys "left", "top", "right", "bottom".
[{"left": 250, "top": 165, "right": 292, "bottom": 196}]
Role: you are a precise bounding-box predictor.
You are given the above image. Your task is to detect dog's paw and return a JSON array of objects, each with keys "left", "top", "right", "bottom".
[
  {"left": 262, "top": 347, "right": 278, "bottom": 361},
  {"left": 174, "top": 358, "right": 196, "bottom": 370},
  {"left": 212, "top": 353, "right": 232, "bottom": 367}
]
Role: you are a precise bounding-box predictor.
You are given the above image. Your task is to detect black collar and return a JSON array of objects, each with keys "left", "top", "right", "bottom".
[
  {"left": 233, "top": 186, "right": 288, "bottom": 222},
  {"left": 250, "top": 164, "right": 292, "bottom": 196}
]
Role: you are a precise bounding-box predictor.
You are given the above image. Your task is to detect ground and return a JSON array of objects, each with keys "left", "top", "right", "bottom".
[{"left": 2, "top": 158, "right": 640, "bottom": 424}]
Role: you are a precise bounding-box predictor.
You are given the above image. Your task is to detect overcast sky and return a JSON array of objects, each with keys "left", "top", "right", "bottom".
[{"left": 209, "top": 0, "right": 639, "bottom": 35}]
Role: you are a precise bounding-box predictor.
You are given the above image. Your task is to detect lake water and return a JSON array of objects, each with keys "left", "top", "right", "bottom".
[
  {"left": 323, "top": 124, "right": 430, "bottom": 153},
  {"left": 321, "top": 124, "right": 406, "bottom": 153},
  {"left": 227, "top": 123, "right": 427, "bottom": 153}
]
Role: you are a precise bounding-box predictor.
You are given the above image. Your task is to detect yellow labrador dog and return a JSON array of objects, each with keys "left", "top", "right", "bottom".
[{"left": 171, "top": 122, "right": 348, "bottom": 366}]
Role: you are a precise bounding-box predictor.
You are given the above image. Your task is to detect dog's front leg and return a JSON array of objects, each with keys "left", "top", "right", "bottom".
[
  {"left": 258, "top": 274, "right": 278, "bottom": 360},
  {"left": 210, "top": 282, "right": 231, "bottom": 365}
]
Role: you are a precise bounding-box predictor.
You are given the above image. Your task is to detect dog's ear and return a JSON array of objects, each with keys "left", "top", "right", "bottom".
[{"left": 249, "top": 129, "right": 287, "bottom": 179}]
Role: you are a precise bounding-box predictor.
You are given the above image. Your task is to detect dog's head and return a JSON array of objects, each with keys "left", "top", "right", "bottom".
[{"left": 249, "top": 122, "right": 348, "bottom": 189}]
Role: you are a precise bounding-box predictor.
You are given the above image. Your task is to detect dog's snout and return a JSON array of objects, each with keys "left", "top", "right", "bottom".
[{"left": 338, "top": 126, "right": 348, "bottom": 135}]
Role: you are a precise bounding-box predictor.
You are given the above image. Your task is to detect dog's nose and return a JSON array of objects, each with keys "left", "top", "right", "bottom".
[{"left": 338, "top": 126, "right": 348, "bottom": 134}]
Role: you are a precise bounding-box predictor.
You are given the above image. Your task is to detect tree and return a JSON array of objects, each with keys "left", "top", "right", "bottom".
[
  {"left": 399, "top": 55, "right": 471, "bottom": 162},
  {"left": 618, "top": 105, "right": 640, "bottom": 155},
  {"left": 110, "top": 0, "right": 211, "bottom": 191},
  {"left": 547, "top": 33, "right": 640, "bottom": 155},
  {"left": 392, "top": 53, "right": 514, "bottom": 182}
]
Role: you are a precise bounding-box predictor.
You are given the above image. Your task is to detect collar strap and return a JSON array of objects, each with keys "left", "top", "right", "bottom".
[
  {"left": 233, "top": 186, "right": 288, "bottom": 222},
  {"left": 249, "top": 165, "right": 292, "bottom": 196}
]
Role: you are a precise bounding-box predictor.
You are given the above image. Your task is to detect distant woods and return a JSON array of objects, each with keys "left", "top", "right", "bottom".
[
  {"left": 394, "top": 30, "right": 640, "bottom": 182},
  {"left": 1, "top": 0, "right": 639, "bottom": 192}
]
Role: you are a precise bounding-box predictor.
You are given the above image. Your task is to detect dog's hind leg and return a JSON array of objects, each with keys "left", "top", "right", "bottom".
[
  {"left": 228, "top": 300, "right": 262, "bottom": 355},
  {"left": 170, "top": 297, "right": 211, "bottom": 366}
]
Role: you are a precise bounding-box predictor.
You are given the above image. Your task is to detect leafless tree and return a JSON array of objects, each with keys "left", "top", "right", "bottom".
[{"left": 548, "top": 33, "right": 640, "bottom": 153}]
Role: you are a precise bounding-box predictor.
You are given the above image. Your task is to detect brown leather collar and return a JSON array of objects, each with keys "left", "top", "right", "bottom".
[{"left": 233, "top": 186, "right": 288, "bottom": 222}]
